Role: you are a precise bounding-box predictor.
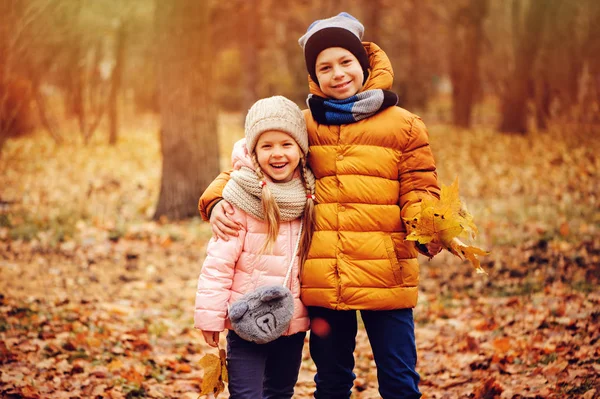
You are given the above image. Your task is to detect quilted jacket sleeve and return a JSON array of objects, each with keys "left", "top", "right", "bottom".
[
  {"left": 197, "top": 171, "right": 232, "bottom": 221},
  {"left": 194, "top": 210, "right": 246, "bottom": 332},
  {"left": 398, "top": 116, "right": 441, "bottom": 252}
]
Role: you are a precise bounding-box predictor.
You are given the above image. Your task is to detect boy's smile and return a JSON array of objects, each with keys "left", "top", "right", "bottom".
[{"left": 315, "top": 47, "right": 364, "bottom": 100}]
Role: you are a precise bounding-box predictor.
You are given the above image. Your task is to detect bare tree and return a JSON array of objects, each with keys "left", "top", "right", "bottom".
[
  {"left": 154, "top": 0, "right": 220, "bottom": 220},
  {"left": 449, "top": 0, "right": 488, "bottom": 128},
  {"left": 362, "top": 0, "right": 383, "bottom": 45},
  {"left": 240, "top": 1, "right": 261, "bottom": 112},
  {"left": 498, "top": 0, "right": 554, "bottom": 133},
  {"left": 404, "top": 0, "right": 428, "bottom": 111},
  {"left": 0, "top": 0, "right": 47, "bottom": 154},
  {"left": 585, "top": 0, "right": 600, "bottom": 113},
  {"left": 108, "top": 20, "right": 126, "bottom": 145}
]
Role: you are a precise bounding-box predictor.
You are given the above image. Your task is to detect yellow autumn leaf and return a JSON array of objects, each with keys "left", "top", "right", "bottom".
[
  {"left": 220, "top": 348, "right": 228, "bottom": 390},
  {"left": 107, "top": 358, "right": 124, "bottom": 372},
  {"left": 404, "top": 177, "right": 489, "bottom": 273},
  {"left": 449, "top": 239, "right": 489, "bottom": 275},
  {"left": 198, "top": 348, "right": 228, "bottom": 398}
]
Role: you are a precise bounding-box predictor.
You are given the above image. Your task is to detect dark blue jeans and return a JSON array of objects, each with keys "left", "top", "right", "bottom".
[
  {"left": 226, "top": 330, "right": 306, "bottom": 399},
  {"left": 308, "top": 307, "right": 421, "bottom": 399}
]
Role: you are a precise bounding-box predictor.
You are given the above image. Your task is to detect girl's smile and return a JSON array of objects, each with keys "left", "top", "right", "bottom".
[{"left": 255, "top": 130, "right": 302, "bottom": 183}]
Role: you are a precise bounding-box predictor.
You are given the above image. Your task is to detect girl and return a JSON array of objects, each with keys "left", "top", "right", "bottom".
[{"left": 194, "top": 96, "right": 315, "bottom": 399}]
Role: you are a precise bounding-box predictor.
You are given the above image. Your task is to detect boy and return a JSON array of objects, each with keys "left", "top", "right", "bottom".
[{"left": 200, "top": 12, "right": 441, "bottom": 399}]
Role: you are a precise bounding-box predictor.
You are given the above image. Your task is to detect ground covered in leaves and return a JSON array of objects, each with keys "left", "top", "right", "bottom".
[{"left": 0, "top": 115, "right": 599, "bottom": 398}]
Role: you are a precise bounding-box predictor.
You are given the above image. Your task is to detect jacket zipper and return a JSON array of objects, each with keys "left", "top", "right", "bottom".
[
  {"left": 288, "top": 220, "right": 293, "bottom": 290},
  {"left": 286, "top": 220, "right": 294, "bottom": 335}
]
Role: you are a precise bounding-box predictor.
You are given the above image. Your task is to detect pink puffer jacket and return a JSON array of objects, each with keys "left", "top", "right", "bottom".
[{"left": 194, "top": 139, "right": 309, "bottom": 335}]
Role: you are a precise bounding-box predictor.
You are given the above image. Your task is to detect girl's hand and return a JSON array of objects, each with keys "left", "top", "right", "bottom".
[
  {"left": 210, "top": 200, "right": 240, "bottom": 241},
  {"left": 202, "top": 330, "right": 220, "bottom": 347}
]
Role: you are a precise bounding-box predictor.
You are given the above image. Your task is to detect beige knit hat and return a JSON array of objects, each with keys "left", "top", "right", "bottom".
[{"left": 244, "top": 96, "right": 309, "bottom": 156}]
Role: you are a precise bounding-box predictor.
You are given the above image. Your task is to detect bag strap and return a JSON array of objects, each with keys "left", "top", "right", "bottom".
[{"left": 283, "top": 219, "right": 303, "bottom": 288}]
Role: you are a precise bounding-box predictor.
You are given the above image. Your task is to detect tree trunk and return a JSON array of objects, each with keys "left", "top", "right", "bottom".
[
  {"left": 71, "top": 0, "right": 86, "bottom": 134},
  {"left": 109, "top": 21, "right": 126, "bottom": 145},
  {"left": 0, "top": 1, "right": 18, "bottom": 139},
  {"left": 0, "top": 0, "right": 34, "bottom": 144},
  {"left": 154, "top": 0, "right": 220, "bottom": 220},
  {"left": 498, "top": 0, "right": 553, "bottom": 133},
  {"left": 585, "top": 0, "right": 600, "bottom": 110},
  {"left": 62, "top": 0, "right": 82, "bottom": 120},
  {"left": 89, "top": 41, "right": 103, "bottom": 114},
  {"left": 404, "top": 0, "right": 426, "bottom": 111},
  {"left": 82, "top": 41, "right": 107, "bottom": 145},
  {"left": 363, "top": 0, "right": 383, "bottom": 44},
  {"left": 240, "top": 2, "right": 260, "bottom": 113},
  {"left": 450, "top": 0, "right": 488, "bottom": 128},
  {"left": 32, "top": 80, "right": 62, "bottom": 144},
  {"left": 534, "top": 75, "right": 551, "bottom": 131},
  {"left": 281, "top": 12, "right": 308, "bottom": 105}
]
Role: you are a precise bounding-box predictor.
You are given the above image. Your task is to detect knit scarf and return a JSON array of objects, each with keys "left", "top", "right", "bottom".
[
  {"left": 307, "top": 89, "right": 398, "bottom": 125},
  {"left": 222, "top": 166, "right": 315, "bottom": 222}
]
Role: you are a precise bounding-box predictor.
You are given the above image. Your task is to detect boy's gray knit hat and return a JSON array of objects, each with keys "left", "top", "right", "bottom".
[
  {"left": 245, "top": 96, "right": 309, "bottom": 156},
  {"left": 298, "top": 12, "right": 370, "bottom": 85}
]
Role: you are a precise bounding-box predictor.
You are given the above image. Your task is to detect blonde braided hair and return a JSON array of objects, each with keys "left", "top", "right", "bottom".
[
  {"left": 298, "top": 156, "right": 315, "bottom": 269},
  {"left": 252, "top": 153, "right": 281, "bottom": 254}
]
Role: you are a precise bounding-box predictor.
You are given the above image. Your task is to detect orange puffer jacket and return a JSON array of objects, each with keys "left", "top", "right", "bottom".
[
  {"left": 300, "top": 42, "right": 439, "bottom": 311},
  {"left": 198, "top": 42, "right": 439, "bottom": 311}
]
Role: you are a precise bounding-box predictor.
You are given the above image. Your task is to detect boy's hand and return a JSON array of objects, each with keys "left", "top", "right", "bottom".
[
  {"left": 425, "top": 241, "right": 443, "bottom": 257},
  {"left": 210, "top": 200, "right": 240, "bottom": 241},
  {"left": 201, "top": 330, "right": 220, "bottom": 347},
  {"left": 427, "top": 237, "right": 465, "bottom": 258}
]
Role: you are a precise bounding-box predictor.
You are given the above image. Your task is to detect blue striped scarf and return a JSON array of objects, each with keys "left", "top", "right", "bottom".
[{"left": 307, "top": 90, "right": 398, "bottom": 125}]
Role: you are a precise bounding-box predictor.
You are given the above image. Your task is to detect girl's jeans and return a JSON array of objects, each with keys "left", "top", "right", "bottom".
[
  {"left": 308, "top": 307, "right": 421, "bottom": 399},
  {"left": 226, "top": 330, "right": 306, "bottom": 399}
]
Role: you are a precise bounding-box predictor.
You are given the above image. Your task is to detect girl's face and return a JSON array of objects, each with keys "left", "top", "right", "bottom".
[
  {"left": 255, "top": 130, "right": 302, "bottom": 183},
  {"left": 315, "top": 47, "right": 364, "bottom": 100}
]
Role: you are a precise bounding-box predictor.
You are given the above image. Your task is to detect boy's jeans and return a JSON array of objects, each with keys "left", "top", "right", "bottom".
[
  {"left": 308, "top": 307, "right": 421, "bottom": 399},
  {"left": 226, "top": 330, "right": 306, "bottom": 399}
]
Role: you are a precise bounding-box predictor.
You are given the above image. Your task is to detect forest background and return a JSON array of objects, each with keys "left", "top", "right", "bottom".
[{"left": 0, "top": 0, "right": 599, "bottom": 398}]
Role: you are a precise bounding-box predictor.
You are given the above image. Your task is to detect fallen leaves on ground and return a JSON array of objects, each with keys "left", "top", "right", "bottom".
[{"left": 0, "top": 115, "right": 599, "bottom": 398}]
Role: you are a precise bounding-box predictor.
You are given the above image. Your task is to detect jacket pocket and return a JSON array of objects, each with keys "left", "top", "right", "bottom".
[
  {"left": 384, "top": 235, "right": 404, "bottom": 285},
  {"left": 391, "top": 233, "right": 419, "bottom": 286}
]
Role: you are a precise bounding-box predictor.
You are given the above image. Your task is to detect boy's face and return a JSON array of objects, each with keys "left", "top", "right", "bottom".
[{"left": 315, "top": 47, "right": 364, "bottom": 100}]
